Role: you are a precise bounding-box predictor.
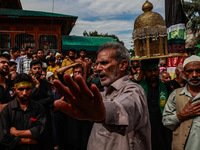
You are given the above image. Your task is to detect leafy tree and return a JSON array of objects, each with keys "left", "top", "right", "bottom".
[
  {"left": 83, "top": 30, "right": 124, "bottom": 45},
  {"left": 184, "top": 0, "right": 200, "bottom": 50}
]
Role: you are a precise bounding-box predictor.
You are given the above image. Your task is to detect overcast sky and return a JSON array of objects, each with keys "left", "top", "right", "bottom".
[{"left": 20, "top": 0, "right": 165, "bottom": 49}]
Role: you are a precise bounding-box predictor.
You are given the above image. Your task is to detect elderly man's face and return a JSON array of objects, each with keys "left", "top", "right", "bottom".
[
  {"left": 96, "top": 49, "right": 121, "bottom": 87},
  {"left": 161, "top": 72, "right": 171, "bottom": 83},
  {"left": 184, "top": 61, "right": 200, "bottom": 86},
  {"left": 56, "top": 55, "right": 62, "bottom": 62}
]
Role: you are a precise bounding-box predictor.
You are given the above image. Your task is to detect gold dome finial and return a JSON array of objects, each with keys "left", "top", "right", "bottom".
[{"left": 142, "top": 0, "right": 153, "bottom": 12}]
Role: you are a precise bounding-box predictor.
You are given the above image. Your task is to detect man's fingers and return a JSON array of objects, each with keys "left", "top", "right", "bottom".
[
  {"left": 192, "top": 100, "right": 200, "bottom": 107},
  {"left": 63, "top": 74, "right": 81, "bottom": 98},
  {"left": 53, "top": 79, "right": 75, "bottom": 103},
  {"left": 90, "top": 84, "right": 103, "bottom": 105},
  {"left": 75, "top": 75, "right": 93, "bottom": 99},
  {"left": 188, "top": 98, "right": 193, "bottom": 104},
  {"left": 54, "top": 100, "right": 74, "bottom": 115}
]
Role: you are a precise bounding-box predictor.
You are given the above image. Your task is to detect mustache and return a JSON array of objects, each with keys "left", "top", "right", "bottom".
[{"left": 188, "top": 78, "right": 200, "bottom": 82}]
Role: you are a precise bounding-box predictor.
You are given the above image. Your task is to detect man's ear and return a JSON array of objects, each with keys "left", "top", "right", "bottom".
[{"left": 119, "top": 59, "right": 128, "bottom": 71}]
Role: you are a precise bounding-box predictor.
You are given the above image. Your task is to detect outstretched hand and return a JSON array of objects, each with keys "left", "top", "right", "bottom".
[{"left": 53, "top": 74, "right": 106, "bottom": 122}]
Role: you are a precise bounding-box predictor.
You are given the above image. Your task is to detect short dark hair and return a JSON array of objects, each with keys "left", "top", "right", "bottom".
[
  {"left": 37, "top": 49, "right": 44, "bottom": 53},
  {"left": 12, "top": 47, "right": 20, "bottom": 53},
  {"left": 74, "top": 64, "right": 84, "bottom": 72},
  {"left": 80, "top": 49, "right": 86, "bottom": 52},
  {"left": 48, "top": 56, "right": 55, "bottom": 62},
  {"left": 0, "top": 54, "right": 10, "bottom": 60},
  {"left": 9, "top": 61, "right": 17, "bottom": 67},
  {"left": 69, "top": 49, "right": 76, "bottom": 53},
  {"left": 25, "top": 46, "right": 33, "bottom": 51},
  {"left": 13, "top": 73, "right": 33, "bottom": 86},
  {"left": 30, "top": 60, "right": 42, "bottom": 68}
]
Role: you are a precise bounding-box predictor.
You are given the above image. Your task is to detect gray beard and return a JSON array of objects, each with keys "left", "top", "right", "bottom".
[{"left": 187, "top": 78, "right": 200, "bottom": 86}]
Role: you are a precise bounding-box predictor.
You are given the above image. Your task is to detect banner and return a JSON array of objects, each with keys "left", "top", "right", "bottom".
[{"left": 165, "top": 0, "right": 188, "bottom": 53}]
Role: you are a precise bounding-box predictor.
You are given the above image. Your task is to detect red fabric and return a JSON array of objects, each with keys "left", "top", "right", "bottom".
[
  {"left": 168, "top": 44, "right": 186, "bottom": 53},
  {"left": 167, "top": 57, "right": 185, "bottom": 67},
  {"left": 30, "top": 117, "right": 37, "bottom": 122}
]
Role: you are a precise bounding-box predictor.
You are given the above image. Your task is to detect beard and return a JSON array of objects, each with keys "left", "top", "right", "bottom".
[
  {"left": 17, "top": 96, "right": 29, "bottom": 102},
  {"left": 147, "top": 75, "right": 158, "bottom": 83},
  {"left": 27, "top": 53, "right": 32, "bottom": 58},
  {"left": 80, "top": 55, "right": 85, "bottom": 59},
  {"left": 187, "top": 78, "right": 200, "bottom": 86},
  {"left": 69, "top": 56, "right": 74, "bottom": 60},
  {"left": 0, "top": 68, "right": 9, "bottom": 76},
  {"left": 99, "top": 67, "right": 119, "bottom": 87}
]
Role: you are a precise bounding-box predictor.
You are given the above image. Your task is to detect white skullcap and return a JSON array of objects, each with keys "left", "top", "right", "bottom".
[
  {"left": 46, "top": 55, "right": 50, "bottom": 60},
  {"left": 55, "top": 52, "right": 61, "bottom": 57},
  {"left": 3, "top": 51, "right": 9, "bottom": 55},
  {"left": 46, "top": 71, "right": 54, "bottom": 84},
  {"left": 46, "top": 71, "right": 54, "bottom": 79},
  {"left": 183, "top": 55, "right": 200, "bottom": 68}
]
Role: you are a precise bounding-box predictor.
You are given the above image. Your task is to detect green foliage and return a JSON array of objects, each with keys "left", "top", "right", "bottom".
[
  {"left": 83, "top": 30, "right": 124, "bottom": 45},
  {"left": 184, "top": 0, "right": 200, "bottom": 49}
]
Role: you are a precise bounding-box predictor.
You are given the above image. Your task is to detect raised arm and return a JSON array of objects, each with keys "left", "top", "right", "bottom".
[
  {"left": 53, "top": 73, "right": 106, "bottom": 122},
  {"left": 57, "top": 62, "right": 79, "bottom": 75}
]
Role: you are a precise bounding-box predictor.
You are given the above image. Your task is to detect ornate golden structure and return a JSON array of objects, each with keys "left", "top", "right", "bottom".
[{"left": 133, "top": 0, "right": 168, "bottom": 59}]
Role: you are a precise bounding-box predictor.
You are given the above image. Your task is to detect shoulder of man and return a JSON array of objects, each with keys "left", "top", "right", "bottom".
[{"left": 29, "top": 99, "right": 45, "bottom": 110}]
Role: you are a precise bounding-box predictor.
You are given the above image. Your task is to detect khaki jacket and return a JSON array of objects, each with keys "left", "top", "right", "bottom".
[{"left": 172, "top": 88, "right": 193, "bottom": 150}]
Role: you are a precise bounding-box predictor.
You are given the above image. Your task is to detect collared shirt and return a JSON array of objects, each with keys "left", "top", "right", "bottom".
[
  {"left": 162, "top": 85, "right": 200, "bottom": 150},
  {"left": 61, "top": 58, "right": 74, "bottom": 75},
  {"left": 10, "top": 55, "right": 25, "bottom": 73},
  {"left": 0, "top": 98, "right": 46, "bottom": 150},
  {"left": 87, "top": 75, "right": 151, "bottom": 150},
  {"left": 19, "top": 55, "right": 33, "bottom": 74}
]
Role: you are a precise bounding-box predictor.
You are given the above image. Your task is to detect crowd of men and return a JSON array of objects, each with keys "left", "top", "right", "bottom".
[{"left": 0, "top": 42, "right": 200, "bottom": 150}]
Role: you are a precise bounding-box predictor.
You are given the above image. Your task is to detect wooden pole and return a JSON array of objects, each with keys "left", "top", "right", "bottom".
[
  {"left": 164, "top": 36, "right": 168, "bottom": 55},
  {"left": 134, "top": 39, "right": 140, "bottom": 57},
  {"left": 158, "top": 36, "right": 164, "bottom": 55},
  {"left": 146, "top": 37, "right": 150, "bottom": 57}
]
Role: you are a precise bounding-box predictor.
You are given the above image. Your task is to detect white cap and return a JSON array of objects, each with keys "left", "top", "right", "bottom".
[
  {"left": 183, "top": 55, "right": 200, "bottom": 68},
  {"left": 55, "top": 52, "right": 61, "bottom": 57},
  {"left": 46, "top": 71, "right": 54, "bottom": 84},
  {"left": 46, "top": 71, "right": 54, "bottom": 79},
  {"left": 46, "top": 55, "right": 50, "bottom": 60},
  {"left": 3, "top": 51, "right": 9, "bottom": 55}
]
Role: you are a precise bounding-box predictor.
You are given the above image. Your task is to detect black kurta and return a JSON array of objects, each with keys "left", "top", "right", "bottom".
[
  {"left": 147, "top": 82, "right": 172, "bottom": 150},
  {"left": 30, "top": 79, "right": 54, "bottom": 150},
  {"left": 0, "top": 98, "right": 46, "bottom": 150}
]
